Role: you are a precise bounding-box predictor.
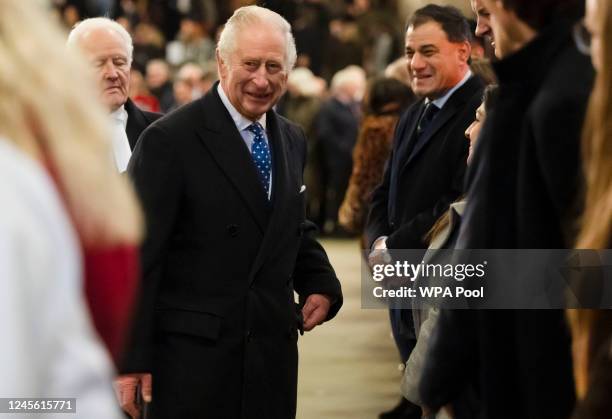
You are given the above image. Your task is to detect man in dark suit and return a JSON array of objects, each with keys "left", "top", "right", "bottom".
[
  {"left": 67, "top": 17, "right": 160, "bottom": 171},
  {"left": 116, "top": 6, "right": 342, "bottom": 419},
  {"left": 365, "top": 5, "right": 483, "bottom": 418}
]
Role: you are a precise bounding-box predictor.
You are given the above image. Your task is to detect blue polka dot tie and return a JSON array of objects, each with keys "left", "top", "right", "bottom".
[{"left": 246, "top": 122, "right": 271, "bottom": 197}]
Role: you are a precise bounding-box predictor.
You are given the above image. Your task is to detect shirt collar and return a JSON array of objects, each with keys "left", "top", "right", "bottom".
[
  {"left": 110, "top": 105, "right": 128, "bottom": 126},
  {"left": 217, "top": 83, "right": 267, "bottom": 132},
  {"left": 428, "top": 69, "right": 472, "bottom": 110}
]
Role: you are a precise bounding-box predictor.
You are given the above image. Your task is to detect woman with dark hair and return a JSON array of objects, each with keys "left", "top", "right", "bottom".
[{"left": 338, "top": 77, "right": 415, "bottom": 244}]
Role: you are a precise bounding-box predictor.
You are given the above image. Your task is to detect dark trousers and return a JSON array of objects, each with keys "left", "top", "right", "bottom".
[{"left": 389, "top": 308, "right": 417, "bottom": 363}]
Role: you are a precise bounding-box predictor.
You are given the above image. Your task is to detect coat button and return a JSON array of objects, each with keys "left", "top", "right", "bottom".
[{"left": 226, "top": 224, "right": 239, "bottom": 237}]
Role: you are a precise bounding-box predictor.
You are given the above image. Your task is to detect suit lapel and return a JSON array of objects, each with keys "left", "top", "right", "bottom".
[
  {"left": 402, "top": 104, "right": 459, "bottom": 168},
  {"left": 125, "top": 99, "right": 146, "bottom": 150},
  {"left": 389, "top": 103, "right": 422, "bottom": 213},
  {"left": 401, "top": 76, "right": 480, "bottom": 172},
  {"left": 395, "top": 101, "right": 424, "bottom": 167},
  {"left": 195, "top": 88, "right": 269, "bottom": 233},
  {"left": 266, "top": 111, "right": 292, "bottom": 223}
]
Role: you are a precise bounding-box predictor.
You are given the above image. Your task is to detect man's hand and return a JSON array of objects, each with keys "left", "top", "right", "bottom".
[
  {"left": 302, "top": 294, "right": 332, "bottom": 331},
  {"left": 368, "top": 236, "right": 390, "bottom": 268},
  {"left": 114, "top": 373, "right": 152, "bottom": 419}
]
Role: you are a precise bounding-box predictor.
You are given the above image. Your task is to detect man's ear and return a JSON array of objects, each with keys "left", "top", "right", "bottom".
[
  {"left": 216, "top": 49, "right": 227, "bottom": 79},
  {"left": 458, "top": 40, "right": 472, "bottom": 63}
]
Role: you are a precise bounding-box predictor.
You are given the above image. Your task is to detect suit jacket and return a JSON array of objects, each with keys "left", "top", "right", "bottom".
[
  {"left": 366, "top": 75, "right": 484, "bottom": 250},
  {"left": 124, "top": 98, "right": 161, "bottom": 150},
  {"left": 123, "top": 84, "right": 342, "bottom": 419}
]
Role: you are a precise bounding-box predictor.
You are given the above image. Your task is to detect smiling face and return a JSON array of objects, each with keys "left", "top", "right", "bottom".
[
  {"left": 78, "top": 27, "right": 130, "bottom": 112},
  {"left": 471, "top": 0, "right": 496, "bottom": 53},
  {"left": 480, "top": 0, "right": 536, "bottom": 58},
  {"left": 217, "top": 24, "right": 288, "bottom": 121},
  {"left": 481, "top": 0, "right": 513, "bottom": 57},
  {"left": 465, "top": 102, "right": 486, "bottom": 164},
  {"left": 405, "top": 20, "right": 470, "bottom": 99}
]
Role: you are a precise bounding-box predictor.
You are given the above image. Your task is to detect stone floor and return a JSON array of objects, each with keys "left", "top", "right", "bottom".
[{"left": 296, "top": 238, "right": 403, "bottom": 419}]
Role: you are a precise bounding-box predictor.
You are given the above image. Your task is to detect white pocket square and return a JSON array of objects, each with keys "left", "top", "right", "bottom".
[{"left": 299, "top": 185, "right": 306, "bottom": 193}]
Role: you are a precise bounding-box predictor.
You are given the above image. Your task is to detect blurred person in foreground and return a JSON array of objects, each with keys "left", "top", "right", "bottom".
[
  {"left": 338, "top": 77, "right": 415, "bottom": 246},
  {"left": 0, "top": 1, "right": 142, "bottom": 417},
  {"left": 67, "top": 17, "right": 160, "bottom": 172},
  {"left": 365, "top": 5, "right": 484, "bottom": 419},
  {"left": 117, "top": 6, "right": 343, "bottom": 419},
  {"left": 454, "top": 0, "right": 594, "bottom": 417},
  {"left": 569, "top": 0, "right": 612, "bottom": 417}
]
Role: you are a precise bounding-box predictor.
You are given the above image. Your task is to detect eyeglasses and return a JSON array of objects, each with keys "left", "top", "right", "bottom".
[{"left": 573, "top": 19, "right": 592, "bottom": 56}]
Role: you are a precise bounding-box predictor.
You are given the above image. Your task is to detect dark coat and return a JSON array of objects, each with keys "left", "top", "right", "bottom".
[
  {"left": 455, "top": 22, "right": 595, "bottom": 419},
  {"left": 316, "top": 97, "right": 359, "bottom": 187},
  {"left": 460, "top": 22, "right": 594, "bottom": 249},
  {"left": 124, "top": 98, "right": 161, "bottom": 150},
  {"left": 365, "top": 75, "right": 484, "bottom": 250},
  {"left": 122, "top": 84, "right": 343, "bottom": 419}
]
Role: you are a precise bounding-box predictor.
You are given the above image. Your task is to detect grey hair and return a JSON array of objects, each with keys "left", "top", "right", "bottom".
[
  {"left": 331, "top": 65, "right": 366, "bottom": 92},
  {"left": 67, "top": 17, "right": 133, "bottom": 64},
  {"left": 217, "top": 6, "right": 296, "bottom": 71}
]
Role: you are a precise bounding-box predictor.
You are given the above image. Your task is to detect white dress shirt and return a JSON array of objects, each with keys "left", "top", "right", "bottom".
[
  {"left": 428, "top": 69, "right": 473, "bottom": 109},
  {"left": 110, "top": 105, "right": 131, "bottom": 172},
  {"left": 217, "top": 84, "right": 273, "bottom": 198}
]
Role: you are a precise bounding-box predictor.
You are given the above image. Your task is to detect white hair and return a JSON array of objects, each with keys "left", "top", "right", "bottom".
[
  {"left": 67, "top": 17, "right": 133, "bottom": 64},
  {"left": 217, "top": 6, "right": 297, "bottom": 72},
  {"left": 331, "top": 65, "right": 366, "bottom": 92},
  {"left": 288, "top": 67, "right": 325, "bottom": 97}
]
